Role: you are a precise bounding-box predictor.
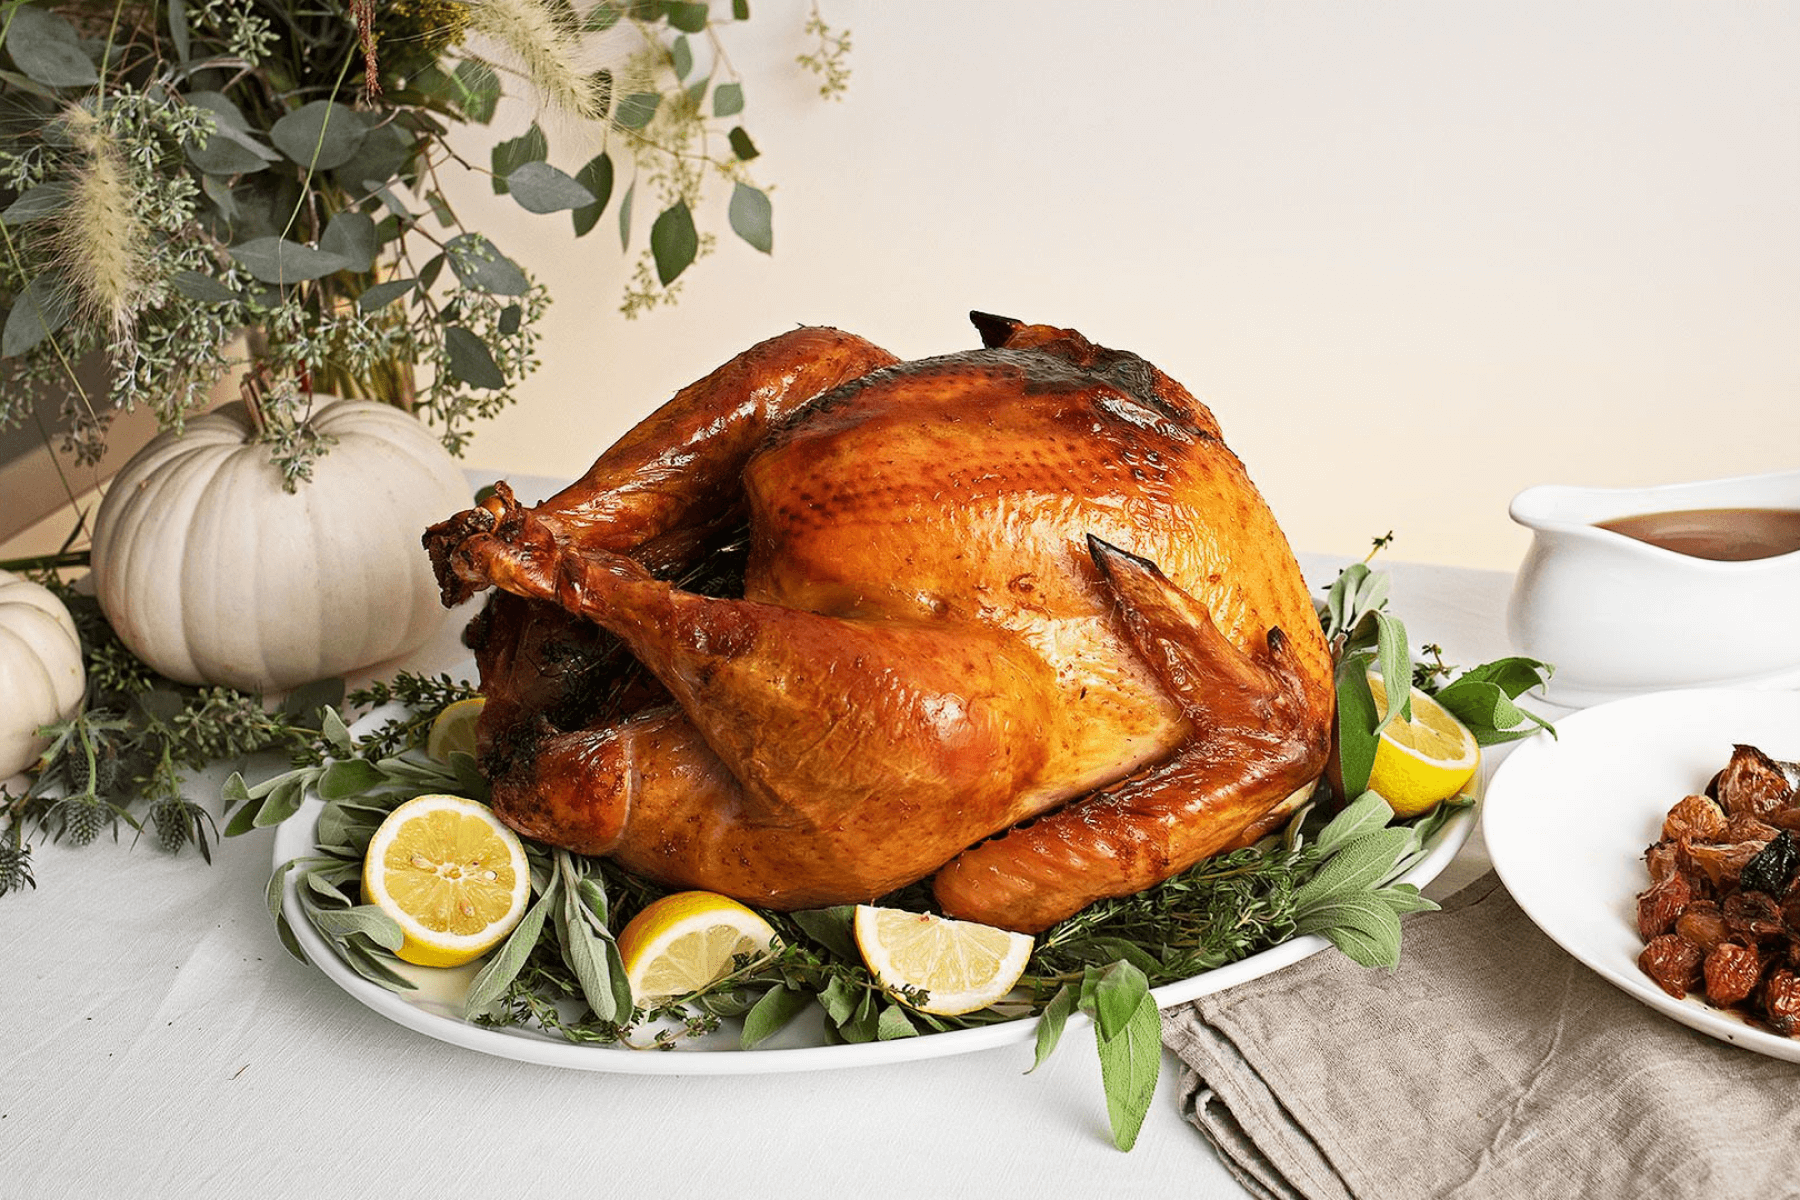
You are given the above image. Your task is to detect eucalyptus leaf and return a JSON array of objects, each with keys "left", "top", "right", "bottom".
[
  {"left": 444, "top": 325, "right": 506, "bottom": 389},
  {"left": 585, "top": 1, "right": 622, "bottom": 31},
  {"left": 727, "top": 126, "right": 759, "bottom": 161},
  {"left": 617, "top": 179, "right": 635, "bottom": 250},
  {"left": 713, "top": 80, "right": 744, "bottom": 117},
  {"left": 499, "top": 303, "right": 521, "bottom": 335},
  {"left": 170, "top": 270, "right": 238, "bottom": 304},
  {"left": 331, "top": 122, "right": 415, "bottom": 195},
  {"left": 504, "top": 161, "right": 595, "bottom": 214},
  {"left": 271, "top": 101, "right": 368, "bottom": 171},
  {"left": 1, "top": 181, "right": 66, "bottom": 223},
  {"left": 670, "top": 35, "right": 692, "bottom": 79},
  {"left": 663, "top": 1, "right": 709, "bottom": 33},
  {"left": 185, "top": 94, "right": 280, "bottom": 175},
  {"left": 320, "top": 211, "right": 377, "bottom": 273},
  {"left": 2, "top": 274, "right": 71, "bottom": 357},
  {"left": 453, "top": 58, "right": 501, "bottom": 123},
  {"left": 445, "top": 233, "right": 529, "bottom": 295},
  {"left": 358, "top": 278, "right": 417, "bottom": 312},
  {"left": 3, "top": 6, "right": 98, "bottom": 88},
  {"left": 489, "top": 123, "right": 547, "bottom": 194},
  {"left": 229, "top": 237, "right": 353, "bottom": 284},
  {"left": 613, "top": 92, "right": 660, "bottom": 130},
  {"left": 650, "top": 201, "right": 697, "bottom": 285},
  {"left": 728, "top": 182, "right": 772, "bottom": 254},
  {"left": 199, "top": 173, "right": 238, "bottom": 221}
]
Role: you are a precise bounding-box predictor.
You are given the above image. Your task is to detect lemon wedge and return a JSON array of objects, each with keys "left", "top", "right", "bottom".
[
  {"left": 360, "top": 794, "right": 530, "bottom": 968},
  {"left": 426, "top": 696, "right": 485, "bottom": 764},
  {"left": 1365, "top": 673, "right": 1480, "bottom": 817},
  {"left": 616, "top": 891, "right": 778, "bottom": 1006},
  {"left": 852, "top": 905, "right": 1034, "bottom": 1016}
]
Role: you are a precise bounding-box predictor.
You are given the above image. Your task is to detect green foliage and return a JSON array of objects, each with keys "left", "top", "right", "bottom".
[{"left": 0, "top": 1, "right": 848, "bottom": 474}]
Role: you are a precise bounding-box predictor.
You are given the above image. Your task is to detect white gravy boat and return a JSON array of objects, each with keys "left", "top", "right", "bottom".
[{"left": 1506, "top": 469, "right": 1800, "bottom": 707}]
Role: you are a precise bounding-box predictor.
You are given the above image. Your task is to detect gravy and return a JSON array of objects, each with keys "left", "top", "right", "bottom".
[{"left": 1596, "top": 507, "right": 1800, "bottom": 562}]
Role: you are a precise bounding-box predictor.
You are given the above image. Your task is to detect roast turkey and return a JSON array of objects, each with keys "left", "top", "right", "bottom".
[{"left": 423, "top": 315, "right": 1334, "bottom": 932}]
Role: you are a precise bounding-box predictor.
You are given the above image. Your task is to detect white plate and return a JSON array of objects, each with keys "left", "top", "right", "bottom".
[
  {"left": 1484, "top": 688, "right": 1800, "bottom": 1062},
  {"left": 274, "top": 774, "right": 1478, "bottom": 1074}
]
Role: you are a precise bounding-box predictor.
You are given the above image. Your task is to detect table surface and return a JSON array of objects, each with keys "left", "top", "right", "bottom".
[{"left": 1, "top": 527, "right": 1532, "bottom": 1198}]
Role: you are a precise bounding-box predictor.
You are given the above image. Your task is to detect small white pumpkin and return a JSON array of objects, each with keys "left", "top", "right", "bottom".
[
  {"left": 90, "top": 398, "right": 471, "bottom": 692},
  {"left": 0, "top": 569, "right": 85, "bottom": 778}
]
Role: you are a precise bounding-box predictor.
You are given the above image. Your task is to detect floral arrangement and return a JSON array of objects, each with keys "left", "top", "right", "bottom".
[{"left": 0, "top": 0, "right": 850, "bottom": 482}]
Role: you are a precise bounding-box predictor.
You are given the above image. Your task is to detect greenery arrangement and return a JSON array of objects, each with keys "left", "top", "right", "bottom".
[{"left": 0, "top": 0, "right": 850, "bottom": 482}]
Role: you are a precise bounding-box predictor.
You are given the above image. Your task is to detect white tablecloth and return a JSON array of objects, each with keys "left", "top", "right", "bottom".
[{"left": 1, "top": 520, "right": 1526, "bottom": 1197}]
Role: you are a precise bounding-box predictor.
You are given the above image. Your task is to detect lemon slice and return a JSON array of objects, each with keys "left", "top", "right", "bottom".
[
  {"left": 616, "top": 891, "right": 778, "bottom": 1006},
  {"left": 1365, "top": 673, "right": 1480, "bottom": 817},
  {"left": 360, "top": 794, "right": 530, "bottom": 968},
  {"left": 852, "top": 905, "right": 1034, "bottom": 1016},
  {"left": 426, "top": 696, "right": 485, "bottom": 763}
]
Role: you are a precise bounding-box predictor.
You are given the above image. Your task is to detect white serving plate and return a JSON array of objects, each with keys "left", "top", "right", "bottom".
[{"left": 1484, "top": 687, "right": 1800, "bottom": 1062}]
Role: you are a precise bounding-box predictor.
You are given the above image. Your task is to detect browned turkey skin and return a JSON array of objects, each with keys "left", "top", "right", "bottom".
[{"left": 424, "top": 315, "right": 1334, "bottom": 933}]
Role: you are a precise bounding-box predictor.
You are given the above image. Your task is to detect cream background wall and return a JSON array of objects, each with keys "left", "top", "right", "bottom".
[{"left": 448, "top": 0, "right": 1800, "bottom": 572}]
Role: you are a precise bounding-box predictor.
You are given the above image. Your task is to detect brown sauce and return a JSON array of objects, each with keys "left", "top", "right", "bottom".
[{"left": 1596, "top": 507, "right": 1800, "bottom": 561}]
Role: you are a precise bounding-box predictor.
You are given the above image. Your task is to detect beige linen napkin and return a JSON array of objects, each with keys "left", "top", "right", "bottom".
[{"left": 1164, "top": 873, "right": 1800, "bottom": 1200}]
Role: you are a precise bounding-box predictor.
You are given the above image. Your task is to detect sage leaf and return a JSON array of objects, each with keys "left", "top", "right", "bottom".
[
  {"left": 313, "top": 904, "right": 405, "bottom": 951},
  {"left": 788, "top": 906, "right": 858, "bottom": 960},
  {"left": 557, "top": 884, "right": 619, "bottom": 1021},
  {"left": 817, "top": 973, "right": 860, "bottom": 1026},
  {"left": 650, "top": 201, "right": 697, "bottom": 284},
  {"left": 340, "top": 937, "right": 418, "bottom": 991},
  {"left": 1089, "top": 961, "right": 1160, "bottom": 1152},
  {"left": 713, "top": 81, "right": 744, "bottom": 117},
  {"left": 271, "top": 100, "right": 368, "bottom": 171},
  {"left": 505, "top": 161, "right": 595, "bottom": 214},
  {"left": 321, "top": 706, "right": 354, "bottom": 756},
  {"left": 741, "top": 985, "right": 812, "bottom": 1048},
  {"left": 444, "top": 325, "right": 505, "bottom": 389},
  {"left": 570, "top": 152, "right": 613, "bottom": 238},
  {"left": 1372, "top": 611, "right": 1412, "bottom": 731},
  {"left": 358, "top": 278, "right": 416, "bottom": 312},
  {"left": 3, "top": 7, "right": 97, "bottom": 88},
  {"left": 2, "top": 275, "right": 71, "bottom": 357},
  {"left": 253, "top": 775, "right": 307, "bottom": 828},
  {"left": 876, "top": 1002, "right": 920, "bottom": 1040},
  {"left": 1293, "top": 893, "right": 1404, "bottom": 968},
  {"left": 1311, "top": 790, "right": 1394, "bottom": 858},
  {"left": 445, "top": 233, "right": 529, "bottom": 295},
  {"left": 1292, "top": 827, "right": 1412, "bottom": 906},
  {"left": 465, "top": 875, "right": 559, "bottom": 1017},
  {"left": 1334, "top": 653, "right": 1379, "bottom": 799},
  {"left": 229, "top": 237, "right": 353, "bottom": 284},
  {"left": 839, "top": 989, "right": 880, "bottom": 1043},
  {"left": 728, "top": 182, "right": 772, "bottom": 254},
  {"left": 318, "top": 759, "right": 384, "bottom": 801},
  {"left": 1028, "top": 981, "right": 1080, "bottom": 1073}
]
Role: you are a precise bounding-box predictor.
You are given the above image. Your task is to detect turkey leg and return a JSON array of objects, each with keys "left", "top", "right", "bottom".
[{"left": 932, "top": 537, "right": 1334, "bottom": 932}]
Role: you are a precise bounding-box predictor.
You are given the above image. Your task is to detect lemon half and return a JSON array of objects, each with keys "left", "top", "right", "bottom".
[
  {"left": 1365, "top": 674, "right": 1480, "bottom": 817},
  {"left": 852, "top": 905, "right": 1034, "bottom": 1016},
  {"left": 361, "top": 794, "right": 530, "bottom": 968},
  {"left": 426, "top": 696, "right": 485, "bottom": 763}
]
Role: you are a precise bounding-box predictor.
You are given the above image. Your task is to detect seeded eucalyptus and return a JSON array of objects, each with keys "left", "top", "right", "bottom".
[{"left": 0, "top": 1, "right": 850, "bottom": 475}]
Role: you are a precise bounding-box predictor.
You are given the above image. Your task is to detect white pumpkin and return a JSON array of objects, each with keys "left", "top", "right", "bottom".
[
  {"left": 90, "top": 398, "right": 471, "bottom": 692},
  {"left": 0, "top": 569, "right": 85, "bottom": 778}
]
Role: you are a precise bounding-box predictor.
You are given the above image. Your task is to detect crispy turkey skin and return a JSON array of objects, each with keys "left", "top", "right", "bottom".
[{"left": 423, "top": 315, "right": 1333, "bottom": 932}]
